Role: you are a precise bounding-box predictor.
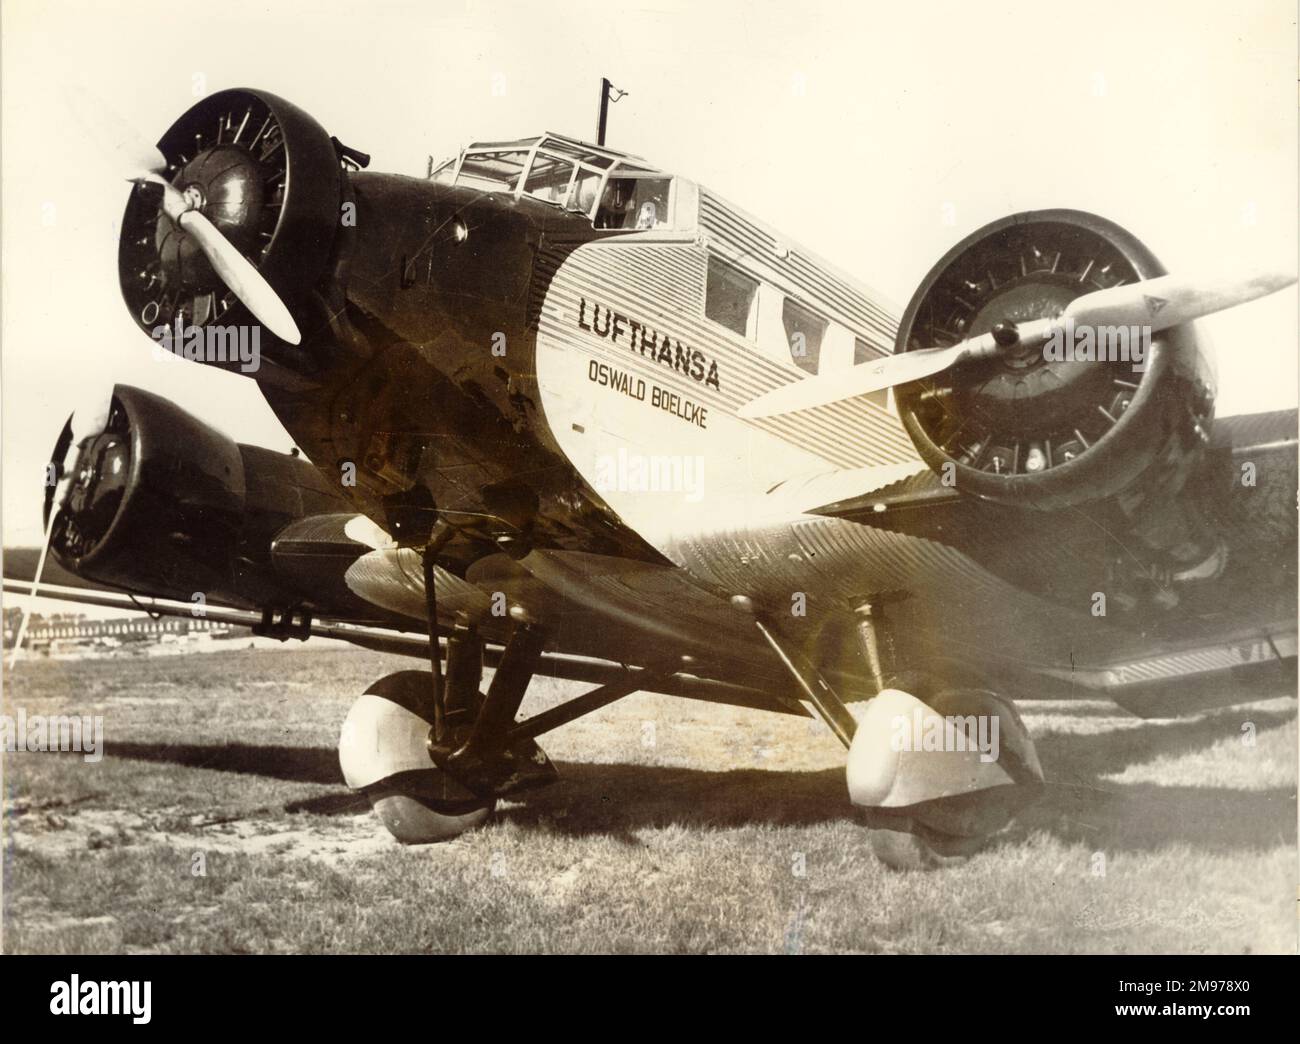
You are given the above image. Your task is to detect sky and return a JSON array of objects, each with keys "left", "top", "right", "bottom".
[{"left": 2, "top": 0, "right": 1296, "bottom": 547}]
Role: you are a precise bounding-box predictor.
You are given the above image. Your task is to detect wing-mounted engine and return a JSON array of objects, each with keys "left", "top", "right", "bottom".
[
  {"left": 46, "top": 385, "right": 356, "bottom": 609},
  {"left": 895, "top": 209, "right": 1216, "bottom": 514},
  {"left": 117, "top": 89, "right": 349, "bottom": 374}
]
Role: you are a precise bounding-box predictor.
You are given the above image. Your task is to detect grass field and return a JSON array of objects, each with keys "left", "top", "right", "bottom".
[{"left": 2, "top": 645, "right": 1295, "bottom": 954}]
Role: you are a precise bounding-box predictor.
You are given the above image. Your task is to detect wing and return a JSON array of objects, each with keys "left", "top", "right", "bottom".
[
  {"left": 2, "top": 537, "right": 800, "bottom": 719},
  {"left": 2, "top": 570, "right": 797, "bottom": 717},
  {"left": 797, "top": 410, "right": 1297, "bottom": 713}
]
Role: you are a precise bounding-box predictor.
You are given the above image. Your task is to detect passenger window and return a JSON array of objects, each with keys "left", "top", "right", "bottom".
[
  {"left": 854, "top": 338, "right": 889, "bottom": 408},
  {"left": 705, "top": 256, "right": 758, "bottom": 338},
  {"left": 783, "top": 299, "right": 827, "bottom": 374}
]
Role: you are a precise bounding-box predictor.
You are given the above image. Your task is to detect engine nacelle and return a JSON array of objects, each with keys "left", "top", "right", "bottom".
[
  {"left": 894, "top": 210, "right": 1217, "bottom": 512},
  {"left": 117, "top": 88, "right": 346, "bottom": 370},
  {"left": 47, "top": 385, "right": 347, "bottom": 607}
]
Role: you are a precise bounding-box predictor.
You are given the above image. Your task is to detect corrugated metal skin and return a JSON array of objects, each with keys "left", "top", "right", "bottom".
[
  {"left": 667, "top": 512, "right": 1045, "bottom": 621},
  {"left": 699, "top": 190, "right": 898, "bottom": 351},
  {"left": 345, "top": 548, "right": 492, "bottom": 622},
  {"left": 1102, "top": 641, "right": 1285, "bottom": 684},
  {"left": 526, "top": 241, "right": 573, "bottom": 331},
  {"left": 668, "top": 512, "right": 1093, "bottom": 673},
  {"left": 538, "top": 240, "right": 918, "bottom": 469},
  {"left": 790, "top": 517, "right": 1024, "bottom": 608},
  {"left": 1209, "top": 410, "right": 1297, "bottom": 450}
]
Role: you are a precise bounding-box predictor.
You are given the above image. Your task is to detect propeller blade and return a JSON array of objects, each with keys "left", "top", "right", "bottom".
[
  {"left": 69, "top": 386, "right": 115, "bottom": 443},
  {"left": 179, "top": 209, "right": 302, "bottom": 344},
  {"left": 739, "top": 265, "right": 1295, "bottom": 420},
  {"left": 84, "top": 85, "right": 304, "bottom": 345},
  {"left": 64, "top": 84, "right": 168, "bottom": 178},
  {"left": 129, "top": 175, "right": 301, "bottom": 345},
  {"left": 737, "top": 332, "right": 1002, "bottom": 419},
  {"left": 170, "top": 203, "right": 302, "bottom": 345},
  {"left": 1062, "top": 267, "right": 1296, "bottom": 333}
]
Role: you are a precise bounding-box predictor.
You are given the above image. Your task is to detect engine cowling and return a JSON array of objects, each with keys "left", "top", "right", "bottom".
[
  {"left": 894, "top": 209, "right": 1217, "bottom": 512},
  {"left": 117, "top": 88, "right": 346, "bottom": 369},
  {"left": 46, "top": 385, "right": 348, "bottom": 607}
]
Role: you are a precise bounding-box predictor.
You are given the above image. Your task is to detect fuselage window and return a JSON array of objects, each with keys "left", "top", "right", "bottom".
[
  {"left": 854, "top": 338, "right": 889, "bottom": 408},
  {"left": 596, "top": 177, "right": 672, "bottom": 230},
  {"left": 705, "top": 256, "right": 759, "bottom": 338},
  {"left": 783, "top": 299, "right": 827, "bottom": 374}
]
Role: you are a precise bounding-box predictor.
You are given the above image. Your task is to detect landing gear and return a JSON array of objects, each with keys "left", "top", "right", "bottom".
[
  {"left": 848, "top": 688, "right": 1044, "bottom": 869},
  {"left": 751, "top": 597, "right": 1044, "bottom": 869},
  {"left": 337, "top": 615, "right": 559, "bottom": 844},
  {"left": 339, "top": 518, "right": 684, "bottom": 842},
  {"left": 426, "top": 620, "right": 560, "bottom": 798}
]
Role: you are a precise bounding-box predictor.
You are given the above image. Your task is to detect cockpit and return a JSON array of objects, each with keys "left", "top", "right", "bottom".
[{"left": 429, "top": 133, "right": 681, "bottom": 232}]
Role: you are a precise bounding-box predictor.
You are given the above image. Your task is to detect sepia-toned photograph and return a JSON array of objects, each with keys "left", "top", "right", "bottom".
[{"left": 1, "top": 0, "right": 1295, "bottom": 971}]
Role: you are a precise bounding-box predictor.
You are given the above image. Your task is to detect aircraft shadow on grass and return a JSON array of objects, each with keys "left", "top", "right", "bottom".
[{"left": 104, "top": 702, "right": 1296, "bottom": 854}]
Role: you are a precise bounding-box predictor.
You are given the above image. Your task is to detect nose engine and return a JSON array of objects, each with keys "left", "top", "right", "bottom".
[{"left": 117, "top": 88, "right": 348, "bottom": 367}]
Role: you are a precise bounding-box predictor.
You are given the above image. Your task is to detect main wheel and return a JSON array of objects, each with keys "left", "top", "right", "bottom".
[
  {"left": 338, "top": 671, "right": 494, "bottom": 844},
  {"left": 859, "top": 811, "right": 992, "bottom": 871},
  {"left": 847, "top": 688, "right": 1044, "bottom": 870}
]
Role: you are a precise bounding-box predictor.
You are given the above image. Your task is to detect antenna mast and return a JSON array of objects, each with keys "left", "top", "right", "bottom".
[{"left": 596, "top": 77, "right": 627, "bottom": 146}]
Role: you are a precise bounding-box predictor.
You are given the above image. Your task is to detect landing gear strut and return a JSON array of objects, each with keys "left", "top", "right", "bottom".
[
  {"left": 745, "top": 595, "right": 1045, "bottom": 869},
  {"left": 427, "top": 620, "right": 559, "bottom": 799}
]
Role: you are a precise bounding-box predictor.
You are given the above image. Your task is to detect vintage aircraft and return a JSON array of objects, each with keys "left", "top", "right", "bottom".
[{"left": 5, "top": 88, "right": 1296, "bottom": 867}]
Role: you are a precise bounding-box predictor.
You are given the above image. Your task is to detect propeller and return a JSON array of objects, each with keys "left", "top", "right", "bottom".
[
  {"left": 134, "top": 172, "right": 301, "bottom": 343},
  {"left": 8, "top": 389, "right": 118, "bottom": 668},
  {"left": 67, "top": 86, "right": 301, "bottom": 345},
  {"left": 738, "top": 265, "right": 1296, "bottom": 420}
]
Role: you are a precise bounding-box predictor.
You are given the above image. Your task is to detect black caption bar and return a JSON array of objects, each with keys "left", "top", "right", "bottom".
[{"left": 0, "top": 954, "right": 1293, "bottom": 1028}]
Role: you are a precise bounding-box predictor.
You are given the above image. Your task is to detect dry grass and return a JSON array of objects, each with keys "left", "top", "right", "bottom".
[{"left": 2, "top": 646, "right": 1295, "bottom": 953}]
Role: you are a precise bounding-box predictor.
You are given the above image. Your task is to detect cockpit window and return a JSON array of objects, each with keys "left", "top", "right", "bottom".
[
  {"left": 456, "top": 150, "right": 530, "bottom": 191},
  {"left": 523, "top": 155, "right": 575, "bottom": 204},
  {"left": 437, "top": 135, "right": 677, "bottom": 229},
  {"left": 568, "top": 169, "right": 604, "bottom": 216},
  {"left": 595, "top": 177, "right": 671, "bottom": 230}
]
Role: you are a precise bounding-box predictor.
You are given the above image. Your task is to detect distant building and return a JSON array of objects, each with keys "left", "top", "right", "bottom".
[{"left": 4, "top": 610, "right": 240, "bottom": 658}]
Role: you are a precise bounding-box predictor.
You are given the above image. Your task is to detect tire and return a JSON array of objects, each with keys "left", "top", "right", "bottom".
[{"left": 365, "top": 782, "right": 493, "bottom": 845}]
